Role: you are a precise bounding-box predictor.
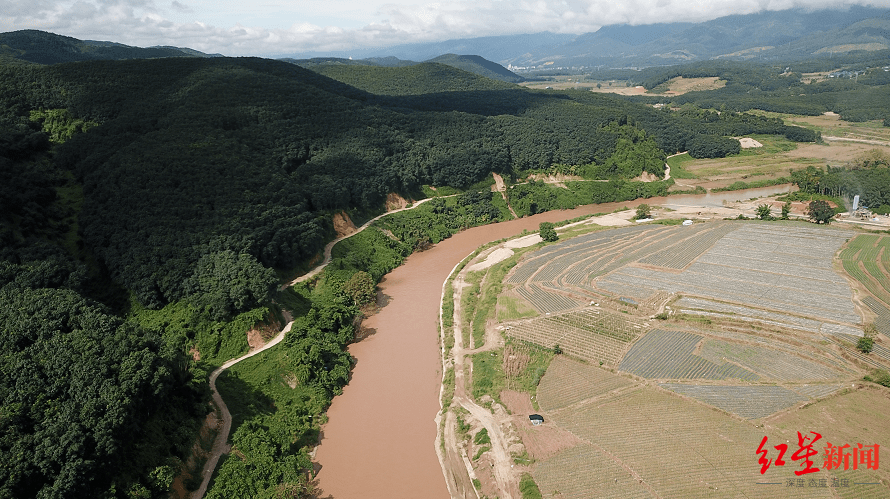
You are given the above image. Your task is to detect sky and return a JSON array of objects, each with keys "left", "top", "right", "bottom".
[{"left": 2, "top": 0, "right": 889, "bottom": 57}]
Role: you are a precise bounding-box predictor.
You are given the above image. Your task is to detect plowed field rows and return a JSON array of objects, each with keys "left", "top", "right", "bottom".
[
  {"left": 508, "top": 319, "right": 630, "bottom": 366},
  {"left": 515, "top": 284, "right": 584, "bottom": 314},
  {"left": 639, "top": 222, "right": 738, "bottom": 269},
  {"left": 789, "top": 384, "right": 844, "bottom": 399},
  {"left": 549, "top": 387, "right": 827, "bottom": 498},
  {"left": 533, "top": 444, "right": 652, "bottom": 499},
  {"left": 598, "top": 224, "right": 858, "bottom": 323},
  {"left": 659, "top": 383, "right": 807, "bottom": 419},
  {"left": 698, "top": 339, "right": 841, "bottom": 381},
  {"left": 546, "top": 309, "right": 643, "bottom": 342},
  {"left": 839, "top": 234, "right": 890, "bottom": 305},
  {"left": 863, "top": 296, "right": 890, "bottom": 336},
  {"left": 506, "top": 225, "right": 657, "bottom": 284},
  {"left": 537, "top": 356, "right": 634, "bottom": 411},
  {"left": 675, "top": 297, "right": 823, "bottom": 332},
  {"left": 619, "top": 329, "right": 759, "bottom": 380}
]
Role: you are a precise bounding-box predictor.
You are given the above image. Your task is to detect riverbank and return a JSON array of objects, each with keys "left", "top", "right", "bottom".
[{"left": 312, "top": 185, "right": 807, "bottom": 497}]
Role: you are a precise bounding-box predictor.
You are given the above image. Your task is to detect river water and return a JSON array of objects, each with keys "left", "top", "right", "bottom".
[{"left": 312, "top": 186, "right": 793, "bottom": 498}]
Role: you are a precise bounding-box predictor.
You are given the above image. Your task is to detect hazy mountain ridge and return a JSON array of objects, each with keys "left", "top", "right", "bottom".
[
  {"left": 351, "top": 6, "right": 890, "bottom": 68},
  {"left": 281, "top": 53, "right": 523, "bottom": 83},
  {"left": 0, "top": 29, "right": 218, "bottom": 65},
  {"left": 3, "top": 6, "right": 888, "bottom": 70}
]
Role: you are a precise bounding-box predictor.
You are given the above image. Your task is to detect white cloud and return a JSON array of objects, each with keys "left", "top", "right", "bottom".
[{"left": 1, "top": 0, "right": 889, "bottom": 56}]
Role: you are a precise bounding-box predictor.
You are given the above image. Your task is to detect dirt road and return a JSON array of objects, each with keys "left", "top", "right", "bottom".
[
  {"left": 192, "top": 195, "right": 443, "bottom": 499},
  {"left": 439, "top": 247, "right": 519, "bottom": 499}
]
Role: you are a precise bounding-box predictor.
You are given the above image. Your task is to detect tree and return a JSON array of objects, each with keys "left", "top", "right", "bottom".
[
  {"left": 756, "top": 204, "right": 772, "bottom": 220},
  {"left": 186, "top": 251, "right": 277, "bottom": 320},
  {"left": 781, "top": 200, "right": 791, "bottom": 219},
  {"left": 858, "top": 324, "right": 877, "bottom": 353},
  {"left": 343, "top": 271, "right": 376, "bottom": 307},
  {"left": 858, "top": 335, "right": 875, "bottom": 354},
  {"left": 806, "top": 200, "right": 835, "bottom": 224},
  {"left": 635, "top": 204, "right": 651, "bottom": 220},
  {"left": 539, "top": 222, "right": 558, "bottom": 242}
]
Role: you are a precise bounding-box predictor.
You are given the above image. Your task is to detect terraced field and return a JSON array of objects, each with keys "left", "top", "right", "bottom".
[
  {"left": 619, "top": 329, "right": 759, "bottom": 380},
  {"left": 493, "top": 221, "right": 889, "bottom": 499},
  {"left": 839, "top": 234, "right": 890, "bottom": 305},
  {"left": 697, "top": 339, "right": 841, "bottom": 381},
  {"left": 659, "top": 383, "right": 808, "bottom": 419},
  {"left": 533, "top": 444, "right": 652, "bottom": 499},
  {"left": 537, "top": 356, "right": 634, "bottom": 411},
  {"left": 598, "top": 224, "right": 858, "bottom": 323},
  {"left": 543, "top": 386, "right": 832, "bottom": 499},
  {"left": 507, "top": 309, "right": 642, "bottom": 366}
]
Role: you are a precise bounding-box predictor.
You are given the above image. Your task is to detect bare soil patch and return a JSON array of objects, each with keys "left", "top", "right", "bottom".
[
  {"left": 738, "top": 137, "right": 763, "bottom": 148},
  {"left": 385, "top": 192, "right": 408, "bottom": 210},
  {"left": 505, "top": 233, "right": 543, "bottom": 248},
  {"left": 467, "top": 248, "right": 515, "bottom": 272},
  {"left": 513, "top": 419, "right": 582, "bottom": 461},
  {"left": 332, "top": 211, "right": 356, "bottom": 238},
  {"left": 500, "top": 389, "right": 535, "bottom": 415},
  {"left": 652, "top": 76, "right": 725, "bottom": 95}
]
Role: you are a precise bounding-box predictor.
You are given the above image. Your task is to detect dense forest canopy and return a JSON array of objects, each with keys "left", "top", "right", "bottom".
[
  {"left": 0, "top": 52, "right": 830, "bottom": 498},
  {"left": 627, "top": 56, "right": 890, "bottom": 122}
]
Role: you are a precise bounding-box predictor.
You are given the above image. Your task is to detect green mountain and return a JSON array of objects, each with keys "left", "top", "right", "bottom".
[
  {"left": 425, "top": 54, "right": 524, "bottom": 82},
  {"left": 0, "top": 50, "right": 844, "bottom": 499},
  {"left": 283, "top": 53, "right": 521, "bottom": 83},
  {"left": 0, "top": 29, "right": 216, "bottom": 65},
  {"left": 310, "top": 61, "right": 517, "bottom": 95}
]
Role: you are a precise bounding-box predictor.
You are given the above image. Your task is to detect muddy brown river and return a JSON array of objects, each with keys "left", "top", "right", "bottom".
[{"left": 313, "top": 187, "right": 792, "bottom": 498}]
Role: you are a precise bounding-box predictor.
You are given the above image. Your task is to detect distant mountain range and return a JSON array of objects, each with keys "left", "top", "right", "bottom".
[
  {"left": 288, "top": 6, "right": 890, "bottom": 69},
  {"left": 3, "top": 6, "right": 889, "bottom": 73}
]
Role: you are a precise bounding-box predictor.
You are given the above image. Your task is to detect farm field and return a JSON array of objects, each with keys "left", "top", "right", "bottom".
[
  {"left": 538, "top": 385, "right": 860, "bottom": 499},
  {"left": 485, "top": 219, "right": 890, "bottom": 498}
]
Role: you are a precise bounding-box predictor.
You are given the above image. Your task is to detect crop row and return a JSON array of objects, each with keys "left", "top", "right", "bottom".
[
  {"left": 789, "top": 383, "right": 844, "bottom": 399},
  {"left": 506, "top": 225, "right": 655, "bottom": 284},
  {"left": 599, "top": 261, "right": 860, "bottom": 323},
  {"left": 659, "top": 383, "right": 808, "bottom": 419},
  {"left": 508, "top": 320, "right": 629, "bottom": 366},
  {"left": 839, "top": 235, "right": 890, "bottom": 306},
  {"left": 639, "top": 222, "right": 739, "bottom": 270},
  {"left": 553, "top": 229, "right": 666, "bottom": 287},
  {"left": 863, "top": 296, "right": 890, "bottom": 336},
  {"left": 676, "top": 297, "right": 823, "bottom": 330},
  {"left": 544, "top": 309, "right": 643, "bottom": 342},
  {"left": 698, "top": 339, "right": 840, "bottom": 381},
  {"left": 699, "top": 327, "right": 861, "bottom": 377},
  {"left": 515, "top": 284, "right": 584, "bottom": 314},
  {"left": 551, "top": 386, "right": 802, "bottom": 499},
  {"left": 822, "top": 333, "right": 889, "bottom": 370},
  {"left": 533, "top": 444, "right": 653, "bottom": 499},
  {"left": 536, "top": 356, "right": 634, "bottom": 411},
  {"left": 619, "top": 329, "right": 760, "bottom": 380}
]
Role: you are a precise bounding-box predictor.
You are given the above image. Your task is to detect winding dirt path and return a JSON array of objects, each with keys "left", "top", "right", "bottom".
[
  {"left": 440, "top": 247, "right": 518, "bottom": 499},
  {"left": 192, "top": 195, "right": 443, "bottom": 499},
  {"left": 282, "top": 197, "right": 439, "bottom": 289}
]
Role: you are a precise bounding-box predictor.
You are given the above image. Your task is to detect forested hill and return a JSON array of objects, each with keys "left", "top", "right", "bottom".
[
  {"left": 425, "top": 54, "right": 524, "bottom": 83},
  {"left": 310, "top": 61, "right": 517, "bottom": 95},
  {"left": 0, "top": 29, "right": 216, "bottom": 65},
  {"left": 0, "top": 52, "right": 823, "bottom": 498},
  {"left": 287, "top": 53, "right": 523, "bottom": 83},
  {"left": 1, "top": 55, "right": 815, "bottom": 309}
]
